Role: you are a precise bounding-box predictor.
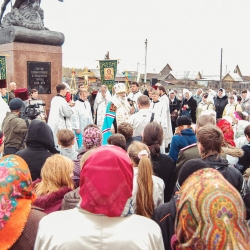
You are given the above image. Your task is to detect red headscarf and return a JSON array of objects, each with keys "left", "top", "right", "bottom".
[
  {"left": 79, "top": 145, "right": 133, "bottom": 217},
  {"left": 217, "top": 119, "right": 236, "bottom": 147}
]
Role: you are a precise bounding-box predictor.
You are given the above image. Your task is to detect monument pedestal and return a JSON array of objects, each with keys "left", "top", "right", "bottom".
[{"left": 0, "top": 42, "right": 62, "bottom": 113}]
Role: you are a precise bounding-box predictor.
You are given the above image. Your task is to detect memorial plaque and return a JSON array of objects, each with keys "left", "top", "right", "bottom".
[{"left": 27, "top": 61, "right": 51, "bottom": 94}]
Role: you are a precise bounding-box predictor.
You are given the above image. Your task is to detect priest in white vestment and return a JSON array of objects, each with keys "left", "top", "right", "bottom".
[
  {"left": 127, "top": 82, "right": 142, "bottom": 113},
  {"left": 0, "top": 92, "right": 10, "bottom": 129},
  {"left": 48, "top": 84, "right": 74, "bottom": 147},
  {"left": 71, "top": 89, "right": 93, "bottom": 148},
  {"left": 158, "top": 86, "right": 173, "bottom": 147},
  {"left": 102, "top": 83, "right": 131, "bottom": 144},
  {"left": 94, "top": 85, "right": 111, "bottom": 130}
]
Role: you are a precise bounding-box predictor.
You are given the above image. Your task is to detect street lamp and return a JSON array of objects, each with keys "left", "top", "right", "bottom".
[{"left": 144, "top": 39, "right": 147, "bottom": 84}]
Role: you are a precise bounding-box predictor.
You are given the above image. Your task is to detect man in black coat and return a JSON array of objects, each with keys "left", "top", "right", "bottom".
[
  {"left": 181, "top": 89, "right": 197, "bottom": 123},
  {"left": 214, "top": 88, "right": 228, "bottom": 119},
  {"left": 169, "top": 91, "right": 181, "bottom": 134}
]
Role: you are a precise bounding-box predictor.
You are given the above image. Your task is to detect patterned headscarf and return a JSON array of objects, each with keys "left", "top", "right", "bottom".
[
  {"left": 79, "top": 145, "right": 134, "bottom": 217},
  {"left": 83, "top": 127, "right": 102, "bottom": 150},
  {"left": 173, "top": 168, "right": 250, "bottom": 250},
  {"left": 217, "top": 119, "right": 236, "bottom": 147},
  {"left": 0, "top": 155, "right": 36, "bottom": 249}
]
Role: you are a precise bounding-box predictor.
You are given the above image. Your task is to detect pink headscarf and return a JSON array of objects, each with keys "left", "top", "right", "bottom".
[
  {"left": 217, "top": 119, "right": 236, "bottom": 147},
  {"left": 79, "top": 146, "right": 133, "bottom": 217}
]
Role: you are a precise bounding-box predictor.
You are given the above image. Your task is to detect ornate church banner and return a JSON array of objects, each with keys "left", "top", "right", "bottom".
[
  {"left": 0, "top": 56, "right": 7, "bottom": 82},
  {"left": 99, "top": 60, "right": 117, "bottom": 92}
]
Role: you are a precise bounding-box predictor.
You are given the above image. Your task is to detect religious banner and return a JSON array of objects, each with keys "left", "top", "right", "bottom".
[
  {"left": 99, "top": 60, "right": 118, "bottom": 92},
  {"left": 0, "top": 56, "right": 7, "bottom": 85}
]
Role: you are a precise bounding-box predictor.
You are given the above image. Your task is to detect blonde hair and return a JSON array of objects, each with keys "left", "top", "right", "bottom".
[
  {"left": 34, "top": 154, "right": 74, "bottom": 196},
  {"left": 127, "top": 141, "right": 154, "bottom": 218}
]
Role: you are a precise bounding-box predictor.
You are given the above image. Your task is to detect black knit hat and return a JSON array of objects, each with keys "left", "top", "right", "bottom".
[
  {"left": 9, "top": 98, "right": 24, "bottom": 111},
  {"left": 176, "top": 115, "right": 192, "bottom": 126},
  {"left": 176, "top": 159, "right": 209, "bottom": 190}
]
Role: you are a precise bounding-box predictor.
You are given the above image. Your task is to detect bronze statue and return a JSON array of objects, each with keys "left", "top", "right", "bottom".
[
  {"left": 0, "top": 0, "right": 44, "bottom": 30},
  {"left": 0, "top": 0, "right": 65, "bottom": 45}
]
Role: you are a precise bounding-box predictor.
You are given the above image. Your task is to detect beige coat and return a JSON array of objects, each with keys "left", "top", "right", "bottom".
[
  {"left": 196, "top": 101, "right": 214, "bottom": 119},
  {"left": 34, "top": 207, "right": 164, "bottom": 250},
  {"left": 222, "top": 103, "right": 242, "bottom": 118}
]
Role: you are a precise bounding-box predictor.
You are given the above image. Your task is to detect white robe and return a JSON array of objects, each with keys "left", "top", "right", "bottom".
[
  {"left": 0, "top": 93, "right": 10, "bottom": 129},
  {"left": 48, "top": 95, "right": 74, "bottom": 146},
  {"left": 151, "top": 100, "right": 172, "bottom": 149},
  {"left": 111, "top": 95, "right": 131, "bottom": 126},
  {"left": 94, "top": 92, "right": 111, "bottom": 130},
  {"left": 127, "top": 91, "right": 143, "bottom": 112},
  {"left": 71, "top": 100, "right": 93, "bottom": 133},
  {"left": 159, "top": 94, "right": 173, "bottom": 145},
  {"left": 94, "top": 90, "right": 111, "bottom": 112}
]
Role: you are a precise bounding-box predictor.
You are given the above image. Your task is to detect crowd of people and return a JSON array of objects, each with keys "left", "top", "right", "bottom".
[{"left": 0, "top": 78, "right": 250, "bottom": 249}]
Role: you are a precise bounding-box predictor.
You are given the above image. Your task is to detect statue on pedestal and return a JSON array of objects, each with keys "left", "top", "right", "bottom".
[{"left": 0, "top": 0, "right": 65, "bottom": 45}]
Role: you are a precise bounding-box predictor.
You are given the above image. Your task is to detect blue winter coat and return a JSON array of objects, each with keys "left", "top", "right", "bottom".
[{"left": 169, "top": 128, "right": 197, "bottom": 162}]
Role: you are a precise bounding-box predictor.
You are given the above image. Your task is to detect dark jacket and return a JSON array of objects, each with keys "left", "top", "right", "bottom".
[
  {"left": 169, "top": 97, "right": 180, "bottom": 114},
  {"left": 238, "top": 143, "right": 250, "bottom": 173},
  {"left": 214, "top": 95, "right": 228, "bottom": 119},
  {"left": 2, "top": 112, "right": 28, "bottom": 151},
  {"left": 33, "top": 185, "right": 73, "bottom": 214},
  {"left": 151, "top": 153, "right": 175, "bottom": 202},
  {"left": 169, "top": 128, "right": 197, "bottom": 162},
  {"left": 16, "top": 120, "right": 59, "bottom": 181},
  {"left": 202, "top": 155, "right": 250, "bottom": 219},
  {"left": 181, "top": 97, "right": 197, "bottom": 123},
  {"left": 11, "top": 208, "right": 46, "bottom": 250},
  {"left": 151, "top": 196, "right": 177, "bottom": 250}
]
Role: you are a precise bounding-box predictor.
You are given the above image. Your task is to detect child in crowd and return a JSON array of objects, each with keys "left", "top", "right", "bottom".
[
  {"left": 107, "top": 133, "right": 126, "bottom": 150},
  {"left": 57, "top": 129, "right": 78, "bottom": 160},
  {"left": 117, "top": 122, "right": 134, "bottom": 150}
]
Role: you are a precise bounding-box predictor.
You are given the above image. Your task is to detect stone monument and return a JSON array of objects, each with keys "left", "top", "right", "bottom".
[{"left": 0, "top": 0, "right": 65, "bottom": 112}]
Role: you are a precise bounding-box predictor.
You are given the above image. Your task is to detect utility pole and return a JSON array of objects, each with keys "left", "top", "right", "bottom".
[
  {"left": 144, "top": 39, "right": 148, "bottom": 84},
  {"left": 219, "top": 48, "right": 223, "bottom": 89}
]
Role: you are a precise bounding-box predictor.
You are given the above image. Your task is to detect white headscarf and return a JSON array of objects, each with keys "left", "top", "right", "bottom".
[{"left": 183, "top": 89, "right": 192, "bottom": 99}]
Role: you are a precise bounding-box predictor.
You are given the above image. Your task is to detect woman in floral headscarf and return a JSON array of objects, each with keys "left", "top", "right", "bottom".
[
  {"left": 172, "top": 168, "right": 250, "bottom": 250},
  {"left": 72, "top": 125, "right": 102, "bottom": 187},
  {"left": 0, "top": 155, "right": 45, "bottom": 250}
]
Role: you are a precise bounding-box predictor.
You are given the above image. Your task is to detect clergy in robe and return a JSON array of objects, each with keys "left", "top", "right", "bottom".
[
  {"left": 48, "top": 84, "right": 74, "bottom": 147},
  {"left": 150, "top": 89, "right": 172, "bottom": 151},
  {"left": 158, "top": 86, "right": 173, "bottom": 147},
  {"left": 127, "top": 82, "right": 142, "bottom": 113},
  {"left": 0, "top": 80, "right": 10, "bottom": 129},
  {"left": 102, "top": 83, "right": 131, "bottom": 145},
  {"left": 94, "top": 85, "right": 111, "bottom": 130},
  {"left": 71, "top": 89, "right": 93, "bottom": 148}
]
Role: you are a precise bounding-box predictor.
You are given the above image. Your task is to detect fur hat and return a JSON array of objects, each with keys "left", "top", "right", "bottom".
[
  {"left": 176, "top": 116, "right": 192, "bottom": 126},
  {"left": 114, "top": 83, "right": 126, "bottom": 94},
  {"left": 9, "top": 98, "right": 24, "bottom": 110},
  {"left": 14, "top": 88, "right": 28, "bottom": 101},
  {"left": 0, "top": 79, "right": 7, "bottom": 88}
]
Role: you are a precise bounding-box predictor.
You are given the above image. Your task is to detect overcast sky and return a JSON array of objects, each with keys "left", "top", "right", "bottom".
[{"left": 3, "top": 0, "right": 250, "bottom": 75}]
